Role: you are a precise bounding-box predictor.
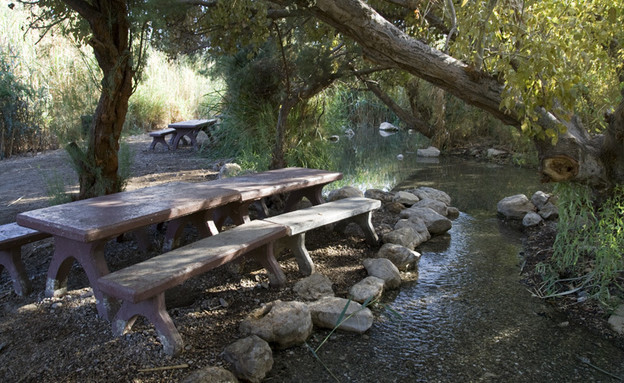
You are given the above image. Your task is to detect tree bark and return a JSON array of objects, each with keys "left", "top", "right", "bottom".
[{"left": 64, "top": 0, "right": 134, "bottom": 199}]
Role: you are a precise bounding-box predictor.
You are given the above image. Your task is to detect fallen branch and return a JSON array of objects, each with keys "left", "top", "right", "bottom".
[
  {"left": 577, "top": 356, "right": 623, "bottom": 381},
  {"left": 137, "top": 363, "right": 189, "bottom": 373}
]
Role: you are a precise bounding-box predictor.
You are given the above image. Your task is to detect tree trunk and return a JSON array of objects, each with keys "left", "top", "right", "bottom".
[
  {"left": 64, "top": 0, "right": 134, "bottom": 199},
  {"left": 273, "top": 0, "right": 624, "bottom": 191},
  {"left": 270, "top": 97, "right": 296, "bottom": 169}
]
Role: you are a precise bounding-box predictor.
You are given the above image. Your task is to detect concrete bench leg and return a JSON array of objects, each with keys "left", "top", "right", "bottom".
[
  {"left": 46, "top": 237, "right": 117, "bottom": 321},
  {"left": 352, "top": 211, "right": 379, "bottom": 245},
  {"left": 250, "top": 243, "right": 286, "bottom": 287},
  {"left": 284, "top": 185, "right": 325, "bottom": 211},
  {"left": 163, "top": 210, "right": 218, "bottom": 251},
  {"left": 275, "top": 234, "right": 315, "bottom": 276},
  {"left": 0, "top": 248, "right": 32, "bottom": 296},
  {"left": 112, "top": 293, "right": 183, "bottom": 356},
  {"left": 149, "top": 136, "right": 171, "bottom": 150}
]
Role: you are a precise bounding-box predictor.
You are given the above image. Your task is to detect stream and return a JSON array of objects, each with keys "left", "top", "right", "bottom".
[{"left": 272, "top": 155, "right": 624, "bottom": 382}]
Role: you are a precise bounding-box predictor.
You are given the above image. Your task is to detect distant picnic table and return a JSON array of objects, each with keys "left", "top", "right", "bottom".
[{"left": 149, "top": 118, "right": 217, "bottom": 151}]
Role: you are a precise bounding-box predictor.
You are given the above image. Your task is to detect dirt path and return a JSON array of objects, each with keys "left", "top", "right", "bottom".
[{"left": 1, "top": 134, "right": 219, "bottom": 225}]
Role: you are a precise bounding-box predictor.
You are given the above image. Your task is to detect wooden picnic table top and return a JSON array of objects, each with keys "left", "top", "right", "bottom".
[
  {"left": 205, "top": 167, "right": 343, "bottom": 201},
  {"left": 168, "top": 119, "right": 217, "bottom": 129},
  {"left": 15, "top": 167, "right": 342, "bottom": 243},
  {"left": 16, "top": 182, "right": 240, "bottom": 243}
]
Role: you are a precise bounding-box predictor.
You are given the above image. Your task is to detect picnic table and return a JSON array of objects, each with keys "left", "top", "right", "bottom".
[
  {"left": 168, "top": 119, "right": 217, "bottom": 150},
  {"left": 15, "top": 167, "right": 342, "bottom": 320}
]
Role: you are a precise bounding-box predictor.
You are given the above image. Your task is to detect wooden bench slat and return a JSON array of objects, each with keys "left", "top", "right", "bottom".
[
  {"left": 0, "top": 222, "right": 50, "bottom": 249},
  {"left": 98, "top": 220, "right": 287, "bottom": 303},
  {"left": 264, "top": 197, "right": 381, "bottom": 235}
]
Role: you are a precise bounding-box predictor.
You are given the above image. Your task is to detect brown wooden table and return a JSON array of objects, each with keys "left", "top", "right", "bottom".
[
  {"left": 15, "top": 167, "right": 342, "bottom": 320},
  {"left": 168, "top": 119, "right": 217, "bottom": 150}
]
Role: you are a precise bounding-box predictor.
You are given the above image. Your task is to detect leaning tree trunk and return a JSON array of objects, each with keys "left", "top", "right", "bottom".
[
  {"left": 272, "top": 0, "right": 624, "bottom": 191},
  {"left": 64, "top": 0, "right": 134, "bottom": 199}
]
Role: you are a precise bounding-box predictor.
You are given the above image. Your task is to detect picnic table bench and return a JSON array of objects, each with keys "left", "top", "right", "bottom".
[
  {"left": 98, "top": 220, "right": 287, "bottom": 355},
  {"left": 0, "top": 223, "right": 51, "bottom": 296},
  {"left": 265, "top": 197, "right": 381, "bottom": 275}
]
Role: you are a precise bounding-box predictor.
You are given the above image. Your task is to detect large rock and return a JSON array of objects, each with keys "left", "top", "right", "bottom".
[
  {"left": 413, "top": 198, "right": 448, "bottom": 216},
  {"left": 239, "top": 300, "right": 313, "bottom": 349},
  {"left": 223, "top": 335, "right": 273, "bottom": 383},
  {"left": 349, "top": 276, "right": 385, "bottom": 303},
  {"left": 363, "top": 258, "right": 401, "bottom": 289},
  {"left": 181, "top": 367, "right": 239, "bottom": 383},
  {"left": 530, "top": 191, "right": 551, "bottom": 210},
  {"left": 394, "top": 218, "right": 431, "bottom": 247},
  {"left": 382, "top": 226, "right": 420, "bottom": 249},
  {"left": 497, "top": 194, "right": 535, "bottom": 220},
  {"left": 522, "top": 212, "right": 543, "bottom": 227},
  {"left": 411, "top": 187, "right": 452, "bottom": 206},
  {"left": 400, "top": 206, "right": 452, "bottom": 235},
  {"left": 538, "top": 201, "right": 559, "bottom": 220},
  {"left": 293, "top": 273, "right": 334, "bottom": 301},
  {"left": 377, "top": 243, "right": 421, "bottom": 271},
  {"left": 307, "top": 297, "right": 374, "bottom": 333},
  {"left": 392, "top": 191, "right": 419, "bottom": 206},
  {"left": 327, "top": 186, "right": 363, "bottom": 201},
  {"left": 416, "top": 146, "right": 440, "bottom": 157}
]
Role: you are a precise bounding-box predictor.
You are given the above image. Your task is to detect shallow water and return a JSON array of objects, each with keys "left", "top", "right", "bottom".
[{"left": 273, "top": 156, "right": 624, "bottom": 382}]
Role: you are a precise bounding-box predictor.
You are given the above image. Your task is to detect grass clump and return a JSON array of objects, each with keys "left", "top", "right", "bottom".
[{"left": 535, "top": 183, "right": 624, "bottom": 306}]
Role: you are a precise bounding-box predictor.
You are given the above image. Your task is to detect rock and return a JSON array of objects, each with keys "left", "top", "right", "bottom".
[
  {"left": 392, "top": 191, "right": 419, "bottom": 206},
  {"left": 413, "top": 198, "right": 448, "bottom": 216},
  {"left": 486, "top": 148, "right": 507, "bottom": 157},
  {"left": 531, "top": 191, "right": 551, "bottom": 210},
  {"left": 384, "top": 202, "right": 406, "bottom": 214},
  {"left": 538, "top": 201, "right": 559, "bottom": 220},
  {"left": 219, "top": 163, "right": 242, "bottom": 178},
  {"left": 223, "top": 335, "right": 273, "bottom": 383},
  {"left": 239, "top": 300, "right": 313, "bottom": 349},
  {"left": 446, "top": 206, "right": 460, "bottom": 219},
  {"left": 307, "top": 297, "right": 374, "bottom": 333},
  {"left": 522, "top": 212, "right": 543, "bottom": 227},
  {"left": 377, "top": 243, "right": 421, "bottom": 271},
  {"left": 416, "top": 146, "right": 440, "bottom": 157},
  {"left": 363, "top": 258, "right": 401, "bottom": 289},
  {"left": 497, "top": 194, "right": 535, "bottom": 220},
  {"left": 327, "top": 186, "right": 363, "bottom": 201},
  {"left": 394, "top": 217, "right": 431, "bottom": 246},
  {"left": 181, "top": 366, "right": 239, "bottom": 383},
  {"left": 349, "top": 276, "right": 385, "bottom": 303},
  {"left": 410, "top": 187, "right": 452, "bottom": 206},
  {"left": 382, "top": 226, "right": 419, "bottom": 249},
  {"left": 608, "top": 304, "right": 624, "bottom": 335},
  {"left": 400, "top": 206, "right": 452, "bottom": 235},
  {"left": 293, "top": 273, "right": 334, "bottom": 301},
  {"left": 379, "top": 122, "right": 399, "bottom": 131},
  {"left": 364, "top": 189, "right": 394, "bottom": 203}
]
